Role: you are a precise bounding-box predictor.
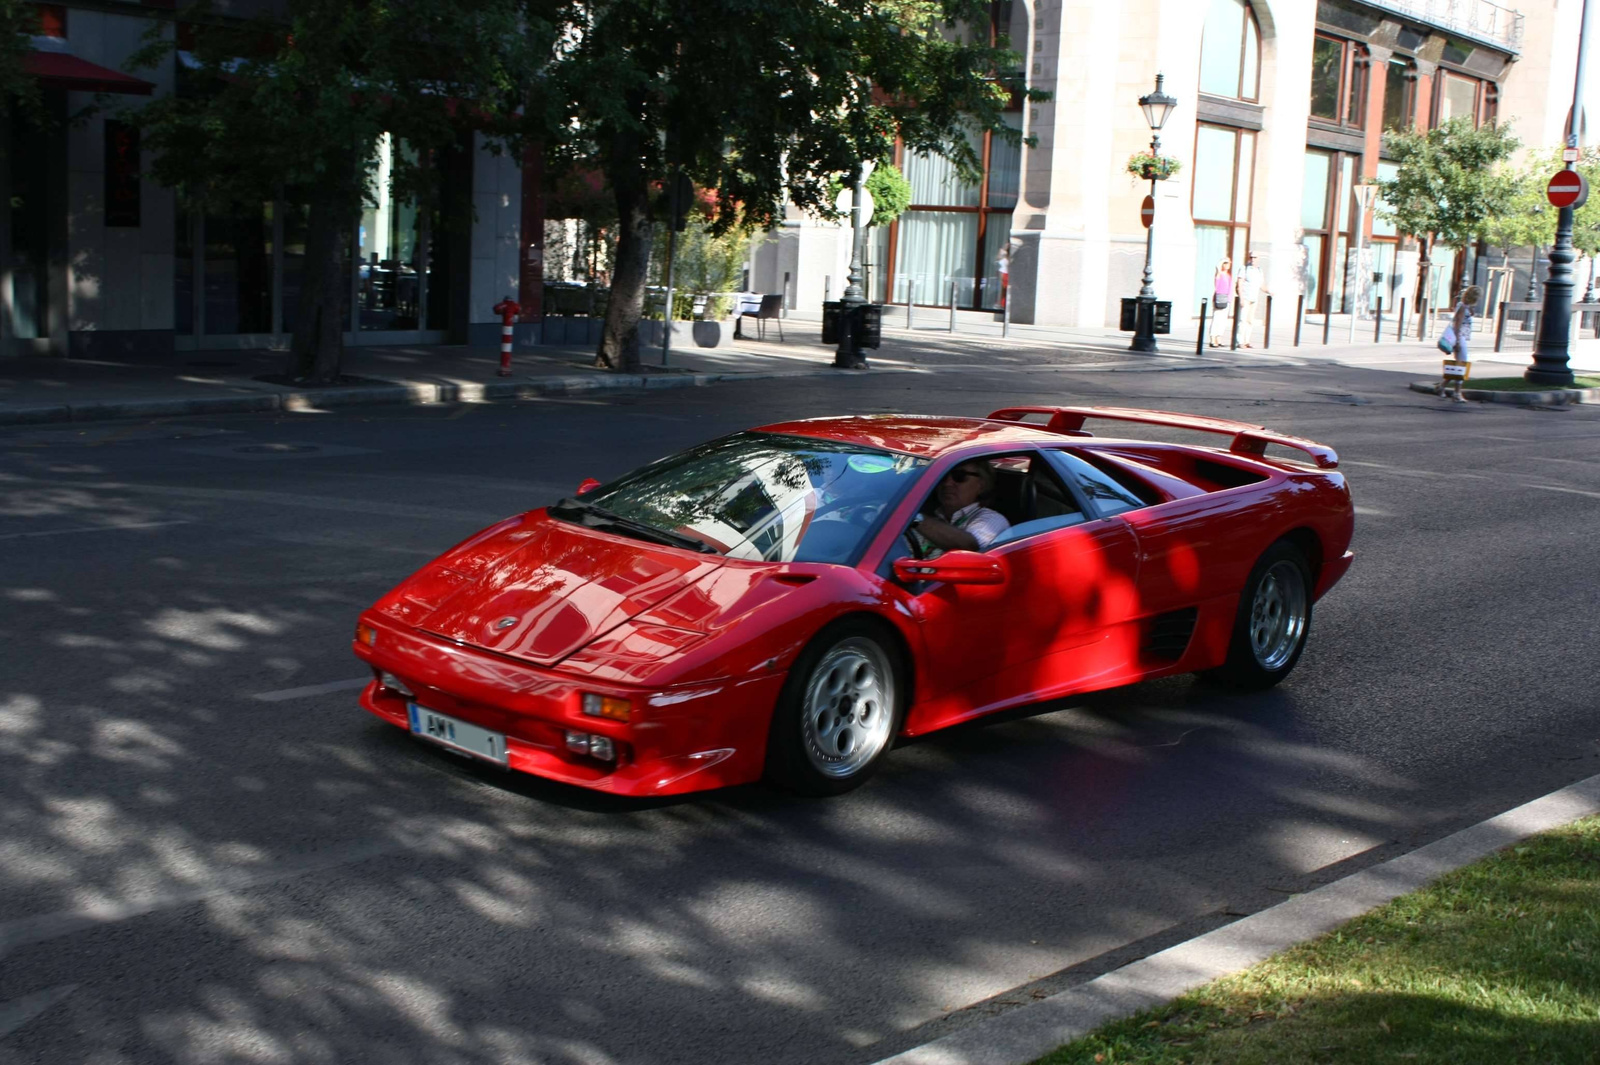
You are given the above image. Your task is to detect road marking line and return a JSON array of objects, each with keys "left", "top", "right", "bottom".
[
  {"left": 0, "top": 840, "right": 403, "bottom": 961},
  {"left": 251, "top": 677, "right": 371, "bottom": 702},
  {"left": 0, "top": 984, "right": 77, "bottom": 1039},
  {"left": 1528, "top": 484, "right": 1600, "bottom": 501},
  {"left": 0, "top": 520, "right": 192, "bottom": 541}
]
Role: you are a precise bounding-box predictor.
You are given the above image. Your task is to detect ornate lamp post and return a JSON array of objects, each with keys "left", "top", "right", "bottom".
[
  {"left": 833, "top": 159, "right": 875, "bottom": 369},
  {"left": 1528, "top": 0, "right": 1594, "bottom": 385},
  {"left": 1131, "top": 74, "right": 1178, "bottom": 353}
]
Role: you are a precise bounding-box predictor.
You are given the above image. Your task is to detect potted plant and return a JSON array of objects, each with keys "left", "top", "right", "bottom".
[{"left": 1127, "top": 150, "right": 1182, "bottom": 182}]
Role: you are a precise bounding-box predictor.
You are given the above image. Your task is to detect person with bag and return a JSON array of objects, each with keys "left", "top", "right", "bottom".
[
  {"left": 1210, "top": 258, "right": 1234, "bottom": 347},
  {"left": 1435, "top": 284, "right": 1480, "bottom": 403}
]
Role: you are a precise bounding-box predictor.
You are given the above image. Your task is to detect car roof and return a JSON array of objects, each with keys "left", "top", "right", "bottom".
[{"left": 752, "top": 415, "right": 1070, "bottom": 458}]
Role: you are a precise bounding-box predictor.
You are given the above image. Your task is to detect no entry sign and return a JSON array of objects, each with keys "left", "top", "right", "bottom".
[
  {"left": 1140, "top": 194, "right": 1155, "bottom": 228},
  {"left": 1547, "top": 169, "right": 1589, "bottom": 209}
]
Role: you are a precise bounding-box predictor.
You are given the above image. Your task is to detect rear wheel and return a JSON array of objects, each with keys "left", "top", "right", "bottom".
[
  {"left": 765, "top": 619, "right": 904, "bottom": 796},
  {"left": 1210, "top": 541, "right": 1312, "bottom": 689}
]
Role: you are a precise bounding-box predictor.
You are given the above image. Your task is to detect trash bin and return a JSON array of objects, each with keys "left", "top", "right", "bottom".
[
  {"left": 857, "top": 304, "right": 883, "bottom": 349},
  {"left": 822, "top": 300, "right": 844, "bottom": 345}
]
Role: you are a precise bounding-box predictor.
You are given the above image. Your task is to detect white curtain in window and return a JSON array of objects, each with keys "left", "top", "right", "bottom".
[
  {"left": 904, "top": 142, "right": 982, "bottom": 207},
  {"left": 894, "top": 211, "right": 979, "bottom": 303},
  {"left": 988, "top": 116, "right": 1022, "bottom": 210}
]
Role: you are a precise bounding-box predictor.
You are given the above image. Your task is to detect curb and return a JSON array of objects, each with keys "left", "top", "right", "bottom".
[
  {"left": 868, "top": 771, "right": 1600, "bottom": 1065},
  {"left": 1407, "top": 381, "right": 1600, "bottom": 404},
  {"left": 0, "top": 366, "right": 868, "bottom": 428}
]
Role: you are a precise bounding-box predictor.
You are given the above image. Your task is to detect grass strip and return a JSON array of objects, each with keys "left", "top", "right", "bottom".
[
  {"left": 1031, "top": 816, "right": 1600, "bottom": 1065},
  {"left": 1461, "top": 375, "right": 1600, "bottom": 391}
]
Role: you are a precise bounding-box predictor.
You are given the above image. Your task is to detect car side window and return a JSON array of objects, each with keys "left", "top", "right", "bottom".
[
  {"left": 1044, "top": 449, "right": 1147, "bottom": 519},
  {"left": 986, "top": 453, "right": 1089, "bottom": 547}
]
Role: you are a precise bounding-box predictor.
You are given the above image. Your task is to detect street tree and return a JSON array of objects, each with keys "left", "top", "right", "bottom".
[
  {"left": 1377, "top": 117, "right": 1519, "bottom": 310},
  {"left": 538, "top": 0, "right": 1040, "bottom": 372},
  {"left": 1, "top": 0, "right": 42, "bottom": 121},
  {"left": 133, "top": 0, "right": 551, "bottom": 383}
]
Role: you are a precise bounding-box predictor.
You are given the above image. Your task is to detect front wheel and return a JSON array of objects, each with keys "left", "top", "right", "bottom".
[
  {"left": 765, "top": 619, "right": 904, "bottom": 796},
  {"left": 1209, "top": 541, "right": 1312, "bottom": 689}
]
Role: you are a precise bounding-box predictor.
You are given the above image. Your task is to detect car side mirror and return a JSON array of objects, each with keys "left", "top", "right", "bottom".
[
  {"left": 893, "top": 551, "right": 1005, "bottom": 586},
  {"left": 576, "top": 478, "right": 602, "bottom": 495}
]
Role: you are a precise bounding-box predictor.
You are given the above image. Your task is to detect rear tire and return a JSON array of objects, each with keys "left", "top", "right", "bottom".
[
  {"left": 1209, "top": 540, "right": 1312, "bottom": 690},
  {"left": 765, "top": 618, "right": 905, "bottom": 796}
]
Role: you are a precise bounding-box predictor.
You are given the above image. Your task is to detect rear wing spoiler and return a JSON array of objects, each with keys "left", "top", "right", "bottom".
[{"left": 987, "top": 406, "right": 1340, "bottom": 470}]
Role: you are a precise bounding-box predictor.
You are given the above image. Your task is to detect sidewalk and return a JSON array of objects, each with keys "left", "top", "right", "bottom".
[
  {"left": 0, "top": 324, "right": 1202, "bottom": 428},
  {"left": 3, "top": 314, "right": 1596, "bottom": 428},
  {"left": 0, "top": 338, "right": 856, "bottom": 427}
]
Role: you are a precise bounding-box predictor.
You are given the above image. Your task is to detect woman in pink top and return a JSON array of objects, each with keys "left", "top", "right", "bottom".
[{"left": 1210, "top": 258, "right": 1234, "bottom": 347}]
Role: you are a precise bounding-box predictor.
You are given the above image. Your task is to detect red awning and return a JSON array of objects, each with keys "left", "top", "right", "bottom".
[{"left": 24, "top": 52, "right": 154, "bottom": 95}]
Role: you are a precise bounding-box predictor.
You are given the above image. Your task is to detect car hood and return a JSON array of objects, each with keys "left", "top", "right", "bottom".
[{"left": 418, "top": 516, "right": 724, "bottom": 666}]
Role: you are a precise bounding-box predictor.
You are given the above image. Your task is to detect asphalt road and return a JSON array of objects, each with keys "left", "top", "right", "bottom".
[{"left": 3, "top": 356, "right": 1598, "bottom": 1065}]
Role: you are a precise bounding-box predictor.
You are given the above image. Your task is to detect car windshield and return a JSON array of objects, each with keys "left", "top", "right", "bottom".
[{"left": 572, "top": 432, "right": 927, "bottom": 564}]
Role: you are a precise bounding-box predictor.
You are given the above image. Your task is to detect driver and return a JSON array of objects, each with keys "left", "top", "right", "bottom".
[{"left": 909, "top": 459, "right": 1010, "bottom": 556}]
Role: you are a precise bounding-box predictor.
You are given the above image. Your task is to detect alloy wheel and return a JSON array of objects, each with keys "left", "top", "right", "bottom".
[{"left": 801, "top": 637, "right": 895, "bottom": 778}]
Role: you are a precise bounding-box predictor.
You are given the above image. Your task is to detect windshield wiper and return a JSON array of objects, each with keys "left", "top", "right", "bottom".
[{"left": 550, "top": 498, "right": 720, "bottom": 554}]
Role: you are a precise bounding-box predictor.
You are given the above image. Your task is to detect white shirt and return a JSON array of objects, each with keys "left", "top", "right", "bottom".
[
  {"left": 912, "top": 502, "right": 1010, "bottom": 557},
  {"left": 1237, "top": 264, "right": 1263, "bottom": 303}
]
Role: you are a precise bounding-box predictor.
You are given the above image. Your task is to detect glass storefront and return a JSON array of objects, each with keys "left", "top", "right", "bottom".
[
  {"left": 172, "top": 134, "right": 444, "bottom": 347},
  {"left": 1191, "top": 124, "right": 1255, "bottom": 311}
]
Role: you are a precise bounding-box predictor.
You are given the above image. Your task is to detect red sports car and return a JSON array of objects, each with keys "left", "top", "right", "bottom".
[{"left": 353, "top": 407, "right": 1353, "bottom": 797}]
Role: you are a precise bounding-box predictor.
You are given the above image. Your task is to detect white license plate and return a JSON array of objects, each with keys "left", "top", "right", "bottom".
[{"left": 407, "top": 703, "right": 508, "bottom": 766}]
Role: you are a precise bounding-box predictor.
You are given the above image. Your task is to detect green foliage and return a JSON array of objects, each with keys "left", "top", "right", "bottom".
[
  {"left": 538, "top": 0, "right": 1045, "bottom": 234},
  {"left": 652, "top": 212, "right": 752, "bottom": 317},
  {"left": 130, "top": 0, "right": 547, "bottom": 215},
  {"left": 0, "top": 0, "right": 44, "bottom": 125},
  {"left": 866, "top": 163, "right": 912, "bottom": 227},
  {"left": 1377, "top": 118, "right": 1520, "bottom": 249}
]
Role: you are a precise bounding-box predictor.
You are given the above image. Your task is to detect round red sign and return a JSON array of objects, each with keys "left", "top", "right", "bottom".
[
  {"left": 1140, "top": 195, "right": 1155, "bottom": 228},
  {"left": 1547, "top": 170, "right": 1589, "bottom": 209}
]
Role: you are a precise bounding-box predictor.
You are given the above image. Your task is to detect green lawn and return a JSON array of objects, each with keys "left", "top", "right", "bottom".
[
  {"left": 1463, "top": 375, "right": 1600, "bottom": 391},
  {"left": 1031, "top": 817, "right": 1600, "bottom": 1065}
]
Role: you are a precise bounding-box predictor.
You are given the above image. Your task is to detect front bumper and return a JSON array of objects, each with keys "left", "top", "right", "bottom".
[{"left": 353, "top": 616, "right": 784, "bottom": 797}]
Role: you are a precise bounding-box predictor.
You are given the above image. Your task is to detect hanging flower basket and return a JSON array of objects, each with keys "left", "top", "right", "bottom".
[{"left": 1127, "top": 150, "right": 1182, "bottom": 182}]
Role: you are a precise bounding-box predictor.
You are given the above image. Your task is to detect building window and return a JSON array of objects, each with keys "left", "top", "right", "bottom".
[
  {"left": 1383, "top": 58, "right": 1416, "bottom": 131},
  {"left": 886, "top": 114, "right": 1019, "bottom": 310},
  {"left": 1437, "top": 71, "right": 1485, "bottom": 126},
  {"left": 1192, "top": 123, "right": 1256, "bottom": 310},
  {"left": 1199, "top": 0, "right": 1260, "bottom": 101},
  {"left": 1300, "top": 148, "right": 1361, "bottom": 313},
  {"left": 1311, "top": 35, "right": 1367, "bottom": 128}
]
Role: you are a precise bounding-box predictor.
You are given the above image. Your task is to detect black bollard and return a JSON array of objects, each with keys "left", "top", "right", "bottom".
[
  {"left": 1293, "top": 294, "right": 1304, "bottom": 347},
  {"left": 1374, "top": 297, "right": 1384, "bottom": 342},
  {"left": 1196, "top": 300, "right": 1208, "bottom": 355}
]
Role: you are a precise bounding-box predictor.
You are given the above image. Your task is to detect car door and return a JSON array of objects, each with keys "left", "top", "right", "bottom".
[{"left": 897, "top": 452, "right": 1142, "bottom": 735}]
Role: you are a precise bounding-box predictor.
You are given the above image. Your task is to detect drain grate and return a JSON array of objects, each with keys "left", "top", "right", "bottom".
[{"left": 233, "top": 443, "right": 321, "bottom": 454}]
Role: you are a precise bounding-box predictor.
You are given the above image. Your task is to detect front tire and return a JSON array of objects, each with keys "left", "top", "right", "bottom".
[
  {"left": 765, "top": 619, "right": 905, "bottom": 796},
  {"left": 1210, "top": 540, "right": 1313, "bottom": 689}
]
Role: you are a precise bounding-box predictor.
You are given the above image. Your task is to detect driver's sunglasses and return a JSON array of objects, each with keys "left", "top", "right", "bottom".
[{"left": 945, "top": 468, "right": 982, "bottom": 484}]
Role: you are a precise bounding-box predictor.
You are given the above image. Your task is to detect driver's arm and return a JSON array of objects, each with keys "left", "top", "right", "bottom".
[{"left": 915, "top": 516, "right": 980, "bottom": 552}]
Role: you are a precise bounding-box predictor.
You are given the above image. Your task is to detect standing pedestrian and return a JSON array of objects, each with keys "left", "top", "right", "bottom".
[
  {"left": 1210, "top": 257, "right": 1234, "bottom": 347},
  {"left": 1236, "top": 251, "right": 1265, "bottom": 348},
  {"left": 1436, "top": 284, "right": 1481, "bottom": 403},
  {"left": 996, "top": 243, "right": 1011, "bottom": 309}
]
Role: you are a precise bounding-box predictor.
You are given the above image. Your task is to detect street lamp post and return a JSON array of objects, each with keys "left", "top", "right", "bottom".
[
  {"left": 1349, "top": 182, "right": 1377, "bottom": 341},
  {"left": 1130, "top": 74, "right": 1177, "bottom": 353},
  {"left": 833, "top": 159, "right": 875, "bottom": 369},
  {"left": 1528, "top": 0, "right": 1593, "bottom": 386}
]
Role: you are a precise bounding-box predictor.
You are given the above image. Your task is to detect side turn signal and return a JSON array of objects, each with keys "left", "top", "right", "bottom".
[
  {"left": 356, "top": 622, "right": 378, "bottom": 646},
  {"left": 581, "top": 693, "right": 631, "bottom": 722}
]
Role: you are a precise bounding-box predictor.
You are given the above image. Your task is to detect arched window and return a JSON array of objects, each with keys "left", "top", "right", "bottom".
[{"left": 1199, "top": 0, "right": 1261, "bottom": 101}]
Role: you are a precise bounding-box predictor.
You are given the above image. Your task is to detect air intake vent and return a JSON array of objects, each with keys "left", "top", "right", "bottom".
[{"left": 1143, "top": 607, "right": 1198, "bottom": 662}]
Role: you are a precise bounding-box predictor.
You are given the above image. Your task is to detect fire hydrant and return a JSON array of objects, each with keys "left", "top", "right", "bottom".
[{"left": 492, "top": 297, "right": 521, "bottom": 377}]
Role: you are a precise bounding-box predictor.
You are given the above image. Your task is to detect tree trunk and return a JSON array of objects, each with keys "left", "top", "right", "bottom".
[
  {"left": 596, "top": 125, "right": 651, "bottom": 372},
  {"left": 288, "top": 188, "right": 350, "bottom": 383}
]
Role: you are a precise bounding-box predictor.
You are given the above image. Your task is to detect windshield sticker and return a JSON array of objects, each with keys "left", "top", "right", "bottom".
[{"left": 847, "top": 454, "right": 897, "bottom": 474}]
